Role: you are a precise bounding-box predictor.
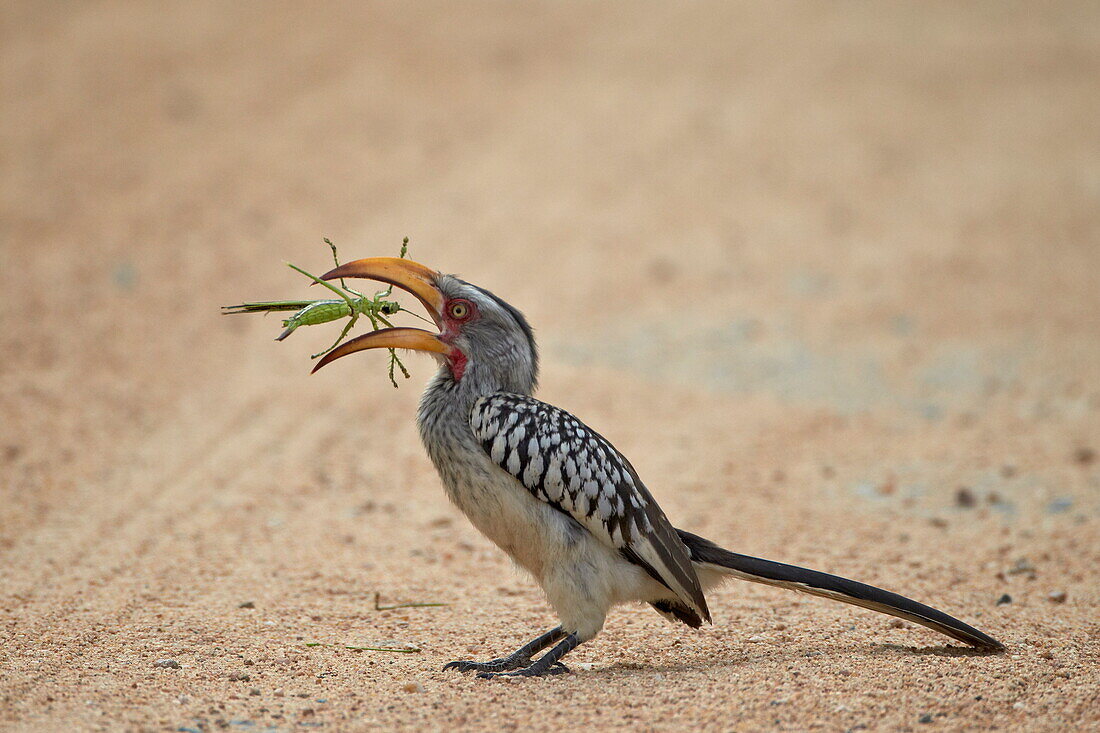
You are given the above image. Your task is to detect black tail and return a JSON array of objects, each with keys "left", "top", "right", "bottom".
[{"left": 677, "top": 529, "right": 1004, "bottom": 652}]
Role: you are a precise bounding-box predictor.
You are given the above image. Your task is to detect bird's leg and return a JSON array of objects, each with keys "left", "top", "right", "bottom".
[
  {"left": 476, "top": 633, "right": 580, "bottom": 679},
  {"left": 443, "top": 627, "right": 565, "bottom": 674}
]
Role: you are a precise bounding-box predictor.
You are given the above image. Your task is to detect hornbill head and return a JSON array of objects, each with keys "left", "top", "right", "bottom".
[{"left": 311, "top": 257, "right": 538, "bottom": 395}]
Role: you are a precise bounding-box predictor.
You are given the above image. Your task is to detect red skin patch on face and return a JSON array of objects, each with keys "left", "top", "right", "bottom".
[
  {"left": 448, "top": 348, "right": 468, "bottom": 381},
  {"left": 439, "top": 297, "right": 477, "bottom": 382}
]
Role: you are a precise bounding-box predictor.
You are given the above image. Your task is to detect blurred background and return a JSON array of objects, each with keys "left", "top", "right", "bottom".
[{"left": 1, "top": 2, "right": 1097, "bottom": 729}]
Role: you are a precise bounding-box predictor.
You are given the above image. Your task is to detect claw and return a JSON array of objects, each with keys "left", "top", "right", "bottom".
[
  {"left": 443, "top": 658, "right": 518, "bottom": 674},
  {"left": 476, "top": 662, "right": 570, "bottom": 679}
]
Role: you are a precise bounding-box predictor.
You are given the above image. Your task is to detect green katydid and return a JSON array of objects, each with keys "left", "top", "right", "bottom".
[{"left": 222, "top": 237, "right": 425, "bottom": 387}]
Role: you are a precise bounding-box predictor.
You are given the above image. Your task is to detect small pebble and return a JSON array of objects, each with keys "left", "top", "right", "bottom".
[
  {"left": 929, "top": 517, "right": 948, "bottom": 529},
  {"left": 919, "top": 713, "right": 934, "bottom": 724},
  {"left": 996, "top": 594, "right": 1013, "bottom": 606},
  {"left": 249, "top": 688, "right": 262, "bottom": 696},
  {"left": 1073, "top": 447, "right": 1095, "bottom": 465},
  {"left": 154, "top": 659, "right": 180, "bottom": 669},
  {"left": 1006, "top": 558, "right": 1036, "bottom": 578},
  {"left": 403, "top": 682, "right": 425, "bottom": 693},
  {"left": 1047, "top": 590, "right": 1068, "bottom": 604},
  {"left": 746, "top": 634, "right": 767, "bottom": 642},
  {"left": 228, "top": 672, "right": 251, "bottom": 682},
  {"left": 239, "top": 601, "right": 255, "bottom": 609},
  {"left": 955, "top": 487, "right": 976, "bottom": 508}
]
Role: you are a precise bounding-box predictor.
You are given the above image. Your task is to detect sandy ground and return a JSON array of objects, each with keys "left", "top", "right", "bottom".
[{"left": 2, "top": 1, "right": 1099, "bottom": 730}]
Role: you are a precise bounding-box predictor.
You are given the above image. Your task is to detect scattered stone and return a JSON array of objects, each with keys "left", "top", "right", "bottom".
[
  {"left": 746, "top": 634, "right": 767, "bottom": 642},
  {"left": 238, "top": 601, "right": 255, "bottom": 609},
  {"left": 403, "top": 682, "right": 425, "bottom": 693},
  {"left": 1072, "top": 447, "right": 1095, "bottom": 465},
  {"left": 888, "top": 618, "right": 907, "bottom": 628},
  {"left": 955, "top": 487, "right": 976, "bottom": 508},
  {"left": 929, "top": 517, "right": 948, "bottom": 529},
  {"left": 919, "top": 713, "right": 934, "bottom": 724},
  {"left": 773, "top": 623, "right": 787, "bottom": 631},
  {"left": 249, "top": 688, "right": 262, "bottom": 696},
  {"left": 1007, "top": 558, "right": 1036, "bottom": 579},
  {"left": 999, "top": 465, "right": 1017, "bottom": 478},
  {"left": 1047, "top": 590, "right": 1068, "bottom": 604},
  {"left": 154, "top": 659, "right": 180, "bottom": 669},
  {"left": 996, "top": 594, "right": 1013, "bottom": 606},
  {"left": 228, "top": 672, "right": 251, "bottom": 682}
]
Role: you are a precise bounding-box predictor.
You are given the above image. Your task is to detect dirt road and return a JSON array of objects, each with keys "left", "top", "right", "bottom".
[{"left": 2, "top": 2, "right": 1098, "bottom": 730}]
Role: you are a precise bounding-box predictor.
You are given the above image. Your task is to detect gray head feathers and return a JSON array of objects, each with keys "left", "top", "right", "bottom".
[{"left": 435, "top": 275, "right": 539, "bottom": 396}]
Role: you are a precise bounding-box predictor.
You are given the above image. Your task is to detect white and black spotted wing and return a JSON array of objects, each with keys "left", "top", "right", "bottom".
[{"left": 470, "top": 393, "right": 710, "bottom": 625}]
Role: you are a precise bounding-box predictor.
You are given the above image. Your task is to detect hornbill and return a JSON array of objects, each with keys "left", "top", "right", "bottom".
[{"left": 311, "top": 257, "right": 1004, "bottom": 678}]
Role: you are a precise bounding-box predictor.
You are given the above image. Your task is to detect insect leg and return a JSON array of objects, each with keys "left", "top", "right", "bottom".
[
  {"left": 310, "top": 303, "right": 361, "bottom": 359},
  {"left": 323, "top": 238, "right": 365, "bottom": 299},
  {"left": 286, "top": 262, "right": 357, "bottom": 311},
  {"left": 372, "top": 312, "right": 411, "bottom": 386}
]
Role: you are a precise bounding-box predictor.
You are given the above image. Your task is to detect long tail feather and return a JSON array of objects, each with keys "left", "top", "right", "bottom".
[{"left": 677, "top": 529, "right": 1003, "bottom": 652}]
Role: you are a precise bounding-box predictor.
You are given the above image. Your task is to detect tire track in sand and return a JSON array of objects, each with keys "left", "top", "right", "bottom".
[{"left": 0, "top": 383, "right": 347, "bottom": 688}]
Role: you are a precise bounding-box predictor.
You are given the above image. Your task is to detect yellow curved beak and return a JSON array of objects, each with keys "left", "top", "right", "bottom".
[
  {"left": 320, "top": 257, "right": 444, "bottom": 328},
  {"left": 312, "top": 327, "right": 451, "bottom": 373}
]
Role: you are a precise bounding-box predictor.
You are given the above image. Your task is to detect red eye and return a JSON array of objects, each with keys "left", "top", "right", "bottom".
[{"left": 447, "top": 299, "right": 473, "bottom": 320}]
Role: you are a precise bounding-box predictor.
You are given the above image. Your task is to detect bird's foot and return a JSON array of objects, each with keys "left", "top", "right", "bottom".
[
  {"left": 443, "top": 657, "right": 528, "bottom": 674},
  {"left": 476, "top": 662, "right": 570, "bottom": 679}
]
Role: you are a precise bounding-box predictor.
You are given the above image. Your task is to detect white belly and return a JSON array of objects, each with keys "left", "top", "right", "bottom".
[{"left": 435, "top": 446, "right": 669, "bottom": 639}]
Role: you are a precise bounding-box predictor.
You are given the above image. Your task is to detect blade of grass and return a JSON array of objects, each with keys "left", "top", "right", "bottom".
[
  {"left": 373, "top": 592, "right": 447, "bottom": 611},
  {"left": 302, "top": 642, "right": 422, "bottom": 653}
]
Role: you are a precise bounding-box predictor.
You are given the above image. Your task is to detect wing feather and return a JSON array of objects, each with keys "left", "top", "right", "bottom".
[{"left": 470, "top": 393, "right": 710, "bottom": 624}]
